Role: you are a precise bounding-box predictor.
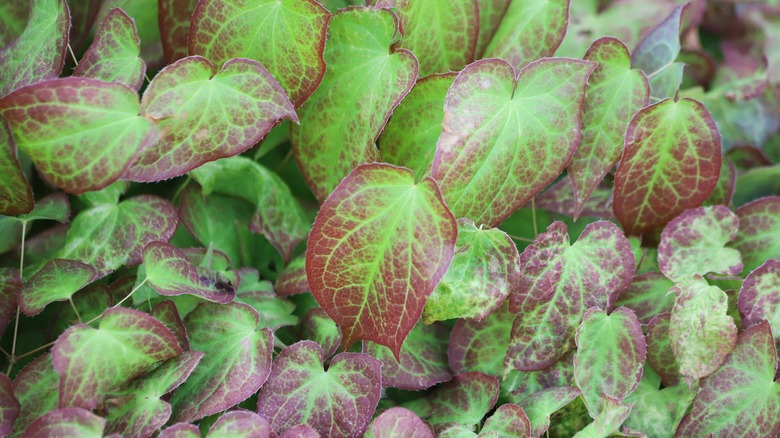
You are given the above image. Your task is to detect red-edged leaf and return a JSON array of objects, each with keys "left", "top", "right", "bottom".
[
  {"left": 614, "top": 272, "right": 675, "bottom": 324},
  {"left": 573, "top": 395, "right": 632, "bottom": 437},
  {"left": 158, "top": 423, "right": 200, "bottom": 438},
  {"left": 19, "top": 259, "right": 97, "bottom": 316},
  {"left": 448, "top": 302, "right": 513, "bottom": 377},
  {"left": 24, "top": 408, "right": 105, "bottom": 438},
  {"left": 613, "top": 98, "right": 721, "bottom": 235},
  {"left": 534, "top": 176, "right": 614, "bottom": 220},
  {"left": 645, "top": 313, "right": 682, "bottom": 387},
  {"left": 623, "top": 368, "right": 695, "bottom": 437},
  {"left": 279, "top": 425, "right": 320, "bottom": 438},
  {"left": 0, "top": 269, "right": 19, "bottom": 339},
  {"left": 306, "top": 163, "right": 457, "bottom": 358},
  {"left": 301, "top": 308, "right": 341, "bottom": 359},
  {"left": 631, "top": 4, "right": 685, "bottom": 100},
  {"left": 208, "top": 410, "right": 270, "bottom": 438},
  {"left": 0, "top": 120, "right": 33, "bottom": 215},
  {"left": 732, "top": 196, "right": 780, "bottom": 274},
  {"left": 504, "top": 350, "right": 576, "bottom": 403},
  {"left": 12, "top": 353, "right": 59, "bottom": 433},
  {"left": 703, "top": 158, "right": 737, "bottom": 207},
  {"left": 479, "top": 404, "right": 531, "bottom": 437},
  {"left": 426, "top": 372, "right": 499, "bottom": 433},
  {"left": 519, "top": 386, "right": 581, "bottom": 437},
  {"left": 367, "top": 407, "right": 433, "bottom": 438},
  {"left": 275, "top": 256, "right": 308, "bottom": 296},
  {"left": 158, "top": 0, "right": 198, "bottom": 63},
  {"left": 151, "top": 300, "right": 190, "bottom": 351},
  {"left": 739, "top": 260, "right": 780, "bottom": 344},
  {"left": 0, "top": 374, "right": 18, "bottom": 437}
]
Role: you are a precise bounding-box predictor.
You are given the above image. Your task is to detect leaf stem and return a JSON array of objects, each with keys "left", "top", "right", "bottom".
[
  {"left": 84, "top": 278, "right": 148, "bottom": 326},
  {"left": 507, "top": 234, "right": 534, "bottom": 243},
  {"left": 14, "top": 340, "right": 56, "bottom": 362},
  {"left": 171, "top": 175, "right": 191, "bottom": 204},
  {"left": 68, "top": 296, "right": 82, "bottom": 323},
  {"left": 67, "top": 43, "right": 78, "bottom": 67},
  {"left": 7, "top": 221, "right": 28, "bottom": 375}
]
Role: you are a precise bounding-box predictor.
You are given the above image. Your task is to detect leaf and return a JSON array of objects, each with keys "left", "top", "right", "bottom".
[
  {"left": 275, "top": 256, "right": 309, "bottom": 296},
  {"left": 78, "top": 181, "right": 129, "bottom": 207},
  {"left": 366, "top": 407, "right": 433, "bottom": 438},
  {"left": 432, "top": 58, "right": 594, "bottom": 226},
  {"left": 0, "top": 269, "right": 19, "bottom": 339},
  {"left": 614, "top": 272, "right": 675, "bottom": 324},
  {"left": 622, "top": 368, "right": 695, "bottom": 438},
  {"left": 426, "top": 372, "right": 499, "bottom": 433},
  {"left": 519, "top": 386, "right": 581, "bottom": 437},
  {"left": 677, "top": 321, "right": 780, "bottom": 436},
  {"left": 573, "top": 307, "right": 646, "bottom": 417},
  {"left": 301, "top": 308, "right": 341, "bottom": 359},
  {"left": 534, "top": 176, "right": 613, "bottom": 220},
  {"left": 151, "top": 300, "right": 190, "bottom": 351},
  {"left": 159, "top": 423, "right": 200, "bottom": 438},
  {"left": 234, "top": 270, "right": 299, "bottom": 329},
  {"left": 645, "top": 313, "right": 682, "bottom": 387},
  {"left": 256, "top": 341, "right": 382, "bottom": 438},
  {"left": 482, "top": 0, "right": 568, "bottom": 71},
  {"left": 290, "top": 7, "right": 417, "bottom": 202},
  {"left": 57, "top": 195, "right": 178, "bottom": 278},
  {"left": 571, "top": 395, "right": 632, "bottom": 438},
  {"left": 49, "top": 283, "right": 113, "bottom": 334},
  {"left": 0, "top": 77, "right": 157, "bottom": 194},
  {"left": 0, "top": 374, "right": 18, "bottom": 437},
  {"left": 424, "top": 219, "right": 520, "bottom": 323},
  {"left": 15, "top": 192, "right": 70, "bottom": 224},
  {"left": 479, "top": 404, "right": 531, "bottom": 437},
  {"left": 12, "top": 353, "right": 59, "bottom": 433},
  {"left": 19, "top": 259, "right": 96, "bottom": 316},
  {"left": 612, "top": 98, "right": 722, "bottom": 235},
  {"left": 24, "top": 408, "right": 105, "bottom": 438},
  {"left": 307, "top": 163, "right": 457, "bottom": 357},
  {"left": 669, "top": 276, "right": 737, "bottom": 385},
  {"left": 170, "top": 302, "right": 274, "bottom": 423},
  {"left": 0, "top": 0, "right": 69, "bottom": 97},
  {"left": 208, "top": 411, "right": 270, "bottom": 438},
  {"left": 189, "top": 0, "right": 329, "bottom": 107},
  {"left": 631, "top": 5, "right": 686, "bottom": 100},
  {"left": 52, "top": 307, "right": 182, "bottom": 409},
  {"left": 0, "top": 2, "right": 28, "bottom": 46},
  {"left": 279, "top": 425, "right": 320, "bottom": 438},
  {"left": 448, "top": 302, "right": 513, "bottom": 377},
  {"left": 731, "top": 196, "right": 780, "bottom": 274},
  {"left": 379, "top": 73, "right": 456, "bottom": 178},
  {"left": 507, "top": 221, "right": 635, "bottom": 371},
  {"left": 191, "top": 156, "right": 310, "bottom": 263},
  {"left": 657, "top": 205, "right": 742, "bottom": 281},
  {"left": 739, "top": 260, "right": 780, "bottom": 345},
  {"left": 0, "top": 120, "right": 33, "bottom": 215},
  {"left": 504, "top": 350, "right": 575, "bottom": 402},
  {"left": 568, "top": 37, "right": 650, "bottom": 219},
  {"left": 475, "top": 0, "right": 510, "bottom": 57},
  {"left": 96, "top": 0, "right": 163, "bottom": 68},
  {"left": 158, "top": 0, "right": 198, "bottom": 63},
  {"left": 702, "top": 158, "right": 737, "bottom": 207}
]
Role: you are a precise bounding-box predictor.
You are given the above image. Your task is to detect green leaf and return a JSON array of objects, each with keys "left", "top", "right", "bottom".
[
  {"left": 307, "top": 163, "right": 456, "bottom": 357},
  {"left": 158, "top": 0, "right": 198, "bottom": 63},
  {"left": 479, "top": 404, "right": 530, "bottom": 437},
  {"left": 301, "top": 308, "right": 341, "bottom": 359},
  {"left": 0, "top": 0, "right": 69, "bottom": 97},
  {"left": 535, "top": 176, "right": 613, "bottom": 219},
  {"left": 96, "top": 0, "right": 163, "bottom": 67},
  {"left": 0, "top": 269, "right": 19, "bottom": 340},
  {"left": 19, "top": 259, "right": 96, "bottom": 316},
  {"left": 424, "top": 219, "right": 520, "bottom": 323},
  {"left": 614, "top": 272, "right": 675, "bottom": 324},
  {"left": 14, "top": 192, "right": 69, "bottom": 224},
  {"left": 573, "top": 307, "right": 646, "bottom": 417},
  {"left": 448, "top": 302, "right": 513, "bottom": 377},
  {"left": 738, "top": 260, "right": 780, "bottom": 347},
  {"left": 571, "top": 395, "right": 632, "bottom": 438},
  {"left": 503, "top": 350, "right": 575, "bottom": 403},
  {"left": 49, "top": 283, "right": 113, "bottom": 334},
  {"left": 669, "top": 276, "right": 737, "bottom": 385},
  {"left": 52, "top": 307, "right": 182, "bottom": 409},
  {"left": 475, "top": 0, "right": 510, "bottom": 57},
  {"left": 432, "top": 58, "right": 594, "bottom": 226},
  {"left": 275, "top": 255, "right": 308, "bottom": 296},
  {"left": 702, "top": 158, "right": 736, "bottom": 207},
  {"left": 677, "top": 321, "right": 780, "bottom": 436},
  {"left": 291, "top": 7, "right": 418, "bottom": 202},
  {"left": 612, "top": 98, "right": 722, "bottom": 235},
  {"left": 622, "top": 368, "right": 696, "bottom": 438},
  {"left": 0, "top": 77, "right": 156, "bottom": 194},
  {"left": 426, "top": 372, "right": 498, "bottom": 433},
  {"left": 24, "top": 408, "right": 105, "bottom": 438},
  {"left": 482, "top": 0, "right": 568, "bottom": 71},
  {"left": 126, "top": 57, "right": 297, "bottom": 181},
  {"left": 151, "top": 300, "right": 190, "bottom": 350},
  {"left": 0, "top": 2, "right": 28, "bottom": 47},
  {"left": 0, "top": 374, "right": 17, "bottom": 437},
  {"left": 234, "top": 270, "right": 299, "bottom": 330},
  {"left": 11, "top": 353, "right": 59, "bottom": 433},
  {"left": 189, "top": 0, "right": 329, "bottom": 107},
  {"left": 568, "top": 37, "right": 650, "bottom": 219},
  {"left": 731, "top": 196, "right": 780, "bottom": 274},
  {"left": 77, "top": 181, "right": 129, "bottom": 208},
  {"left": 657, "top": 205, "right": 742, "bottom": 281},
  {"left": 631, "top": 5, "right": 686, "bottom": 100},
  {"left": 519, "top": 386, "right": 581, "bottom": 437},
  {"left": 366, "top": 407, "right": 433, "bottom": 438},
  {"left": 0, "top": 120, "right": 33, "bottom": 215}
]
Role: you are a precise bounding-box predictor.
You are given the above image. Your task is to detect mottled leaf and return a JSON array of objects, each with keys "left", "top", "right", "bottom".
[
  {"left": 732, "top": 196, "right": 780, "bottom": 274},
  {"left": 504, "top": 350, "right": 575, "bottom": 403},
  {"left": 14, "top": 192, "right": 69, "bottom": 224},
  {"left": 24, "top": 408, "right": 105, "bottom": 438},
  {"left": 426, "top": 372, "right": 498, "bottom": 433},
  {"left": 612, "top": 98, "right": 721, "bottom": 235},
  {"left": 478, "top": 404, "right": 530, "bottom": 437},
  {"left": 151, "top": 300, "right": 190, "bottom": 351},
  {"left": 307, "top": 163, "right": 457, "bottom": 358},
  {"left": 614, "top": 272, "right": 675, "bottom": 324},
  {"left": 0, "top": 269, "right": 19, "bottom": 339},
  {"left": 275, "top": 256, "right": 308, "bottom": 296},
  {"left": 78, "top": 181, "right": 129, "bottom": 208},
  {"left": 534, "top": 176, "right": 613, "bottom": 219},
  {"left": 432, "top": 58, "right": 594, "bottom": 226},
  {"left": 366, "top": 407, "right": 433, "bottom": 438},
  {"left": 301, "top": 308, "right": 341, "bottom": 359},
  {"left": 507, "top": 221, "right": 635, "bottom": 370},
  {"left": 233, "top": 271, "right": 298, "bottom": 330},
  {"left": 702, "top": 158, "right": 737, "bottom": 207},
  {"left": 0, "top": 2, "right": 28, "bottom": 46},
  {"left": 631, "top": 5, "right": 685, "bottom": 100},
  {"left": 475, "top": 0, "right": 510, "bottom": 57},
  {"left": 158, "top": 0, "right": 198, "bottom": 63},
  {"left": 0, "top": 120, "right": 33, "bottom": 215},
  {"left": 571, "top": 395, "right": 631, "bottom": 438},
  {"left": 519, "top": 386, "right": 581, "bottom": 437},
  {"left": 291, "top": 8, "right": 417, "bottom": 202},
  {"left": 0, "top": 374, "right": 18, "bottom": 437},
  {"left": 19, "top": 259, "right": 96, "bottom": 316},
  {"left": 256, "top": 341, "right": 381, "bottom": 438},
  {"left": 158, "top": 423, "right": 200, "bottom": 438},
  {"left": 622, "top": 368, "right": 695, "bottom": 438},
  {"left": 448, "top": 303, "right": 513, "bottom": 377},
  {"left": 279, "top": 424, "right": 320, "bottom": 438},
  {"left": 739, "top": 260, "right": 780, "bottom": 344},
  {"left": 645, "top": 313, "right": 682, "bottom": 387},
  {"left": 208, "top": 410, "right": 269, "bottom": 438},
  {"left": 12, "top": 353, "right": 59, "bottom": 433},
  {"left": 49, "top": 283, "right": 113, "bottom": 334}
]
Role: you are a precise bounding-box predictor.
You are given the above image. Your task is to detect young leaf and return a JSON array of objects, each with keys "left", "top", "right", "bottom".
[
  {"left": 125, "top": 57, "right": 296, "bottom": 181},
  {"left": 739, "top": 260, "right": 780, "bottom": 344},
  {"left": 12, "top": 353, "right": 59, "bottom": 433},
  {"left": 14, "top": 192, "right": 70, "bottom": 224},
  {"left": 426, "top": 372, "right": 499, "bottom": 433},
  {"left": 290, "top": 7, "right": 418, "bottom": 202},
  {"left": 307, "top": 163, "right": 457, "bottom": 357},
  {"left": 0, "top": 374, "right": 18, "bottom": 437},
  {"left": 0, "top": 120, "right": 33, "bottom": 215},
  {"left": 189, "top": 0, "right": 329, "bottom": 107},
  {"left": 507, "top": 221, "right": 635, "bottom": 371},
  {"left": 677, "top": 321, "right": 780, "bottom": 436},
  {"left": 731, "top": 196, "right": 780, "bottom": 273},
  {"left": 208, "top": 410, "right": 270, "bottom": 438},
  {"left": 366, "top": 407, "right": 433, "bottom": 438},
  {"left": 612, "top": 98, "right": 721, "bottom": 235},
  {"left": 158, "top": 0, "right": 198, "bottom": 63},
  {"left": 622, "top": 369, "right": 695, "bottom": 438},
  {"left": 474, "top": 0, "right": 510, "bottom": 57},
  {"left": 78, "top": 181, "right": 129, "bottom": 207},
  {"left": 568, "top": 37, "right": 650, "bottom": 219},
  {"left": 645, "top": 313, "right": 682, "bottom": 387},
  {"left": 614, "top": 272, "right": 675, "bottom": 324},
  {"left": 448, "top": 302, "right": 514, "bottom": 377},
  {"left": 256, "top": 341, "right": 382, "bottom": 438},
  {"left": 631, "top": 5, "right": 686, "bottom": 100},
  {"left": 24, "top": 407, "right": 105, "bottom": 438},
  {"left": 519, "top": 386, "right": 581, "bottom": 437},
  {"left": 432, "top": 58, "right": 594, "bottom": 226},
  {"left": 169, "top": 303, "right": 274, "bottom": 423},
  {"left": 301, "top": 308, "right": 341, "bottom": 359},
  {"left": 0, "top": 77, "right": 157, "bottom": 194},
  {"left": 424, "top": 219, "right": 520, "bottom": 323},
  {"left": 482, "top": 0, "right": 568, "bottom": 70},
  {"left": 19, "top": 259, "right": 97, "bottom": 316},
  {"left": 52, "top": 307, "right": 182, "bottom": 409},
  {"left": 49, "top": 283, "right": 113, "bottom": 334}
]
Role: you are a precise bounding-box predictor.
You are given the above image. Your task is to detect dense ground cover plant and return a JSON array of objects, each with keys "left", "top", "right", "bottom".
[{"left": 1, "top": 0, "right": 780, "bottom": 436}]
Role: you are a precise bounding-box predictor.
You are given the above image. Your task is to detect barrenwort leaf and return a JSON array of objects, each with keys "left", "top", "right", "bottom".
[
  {"left": 158, "top": 0, "right": 197, "bottom": 63},
  {"left": 631, "top": 4, "right": 686, "bottom": 100},
  {"left": 301, "top": 308, "right": 341, "bottom": 359},
  {"left": 448, "top": 303, "right": 514, "bottom": 377},
  {"left": 645, "top": 313, "right": 682, "bottom": 387},
  {"left": 207, "top": 410, "right": 270, "bottom": 438},
  {"left": 738, "top": 260, "right": 780, "bottom": 346},
  {"left": 622, "top": 368, "right": 695, "bottom": 437},
  {"left": 519, "top": 386, "right": 581, "bottom": 437},
  {"left": 366, "top": 407, "right": 433, "bottom": 438},
  {"left": 0, "top": 373, "right": 18, "bottom": 437},
  {"left": 24, "top": 407, "right": 105, "bottom": 438},
  {"left": 731, "top": 196, "right": 780, "bottom": 274},
  {"left": 12, "top": 353, "right": 59, "bottom": 433},
  {"left": 19, "top": 258, "right": 96, "bottom": 316},
  {"left": 0, "top": 120, "right": 33, "bottom": 215},
  {"left": 614, "top": 272, "right": 675, "bottom": 324},
  {"left": 426, "top": 372, "right": 499, "bottom": 433}
]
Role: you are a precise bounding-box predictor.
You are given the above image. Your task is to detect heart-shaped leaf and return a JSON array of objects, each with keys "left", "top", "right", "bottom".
[
  {"left": 256, "top": 341, "right": 381, "bottom": 438},
  {"left": 448, "top": 303, "right": 514, "bottom": 377},
  {"left": 366, "top": 407, "right": 433, "bottom": 438},
  {"left": 291, "top": 7, "right": 417, "bottom": 202},
  {"left": 0, "top": 374, "right": 18, "bottom": 437},
  {"left": 507, "top": 221, "right": 635, "bottom": 370},
  {"left": 504, "top": 351, "right": 576, "bottom": 403},
  {"left": 125, "top": 56, "right": 296, "bottom": 181},
  {"left": 613, "top": 98, "right": 721, "bottom": 235},
  {"left": 519, "top": 386, "right": 581, "bottom": 437},
  {"left": 614, "top": 272, "right": 675, "bottom": 324},
  {"left": 0, "top": 120, "right": 33, "bottom": 215},
  {"left": 12, "top": 353, "right": 59, "bottom": 433},
  {"left": 731, "top": 196, "right": 780, "bottom": 274},
  {"left": 19, "top": 259, "right": 97, "bottom": 316},
  {"left": 739, "top": 260, "right": 780, "bottom": 345},
  {"left": 158, "top": 0, "right": 198, "bottom": 63},
  {"left": 432, "top": 58, "right": 594, "bottom": 226},
  {"left": 631, "top": 5, "right": 685, "bottom": 100},
  {"left": 0, "top": 77, "right": 157, "bottom": 194},
  {"left": 622, "top": 369, "right": 695, "bottom": 437},
  {"left": 208, "top": 411, "right": 270, "bottom": 438},
  {"left": 426, "top": 372, "right": 499, "bottom": 433},
  {"left": 307, "top": 163, "right": 457, "bottom": 357},
  {"left": 24, "top": 408, "right": 105, "bottom": 438}
]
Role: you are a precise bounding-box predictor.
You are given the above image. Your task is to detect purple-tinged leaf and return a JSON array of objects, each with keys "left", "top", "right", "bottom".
[
  {"left": 291, "top": 8, "right": 417, "bottom": 202},
  {"left": 19, "top": 259, "right": 96, "bottom": 316},
  {"left": 0, "top": 120, "right": 33, "bottom": 215},
  {"left": 424, "top": 219, "right": 520, "bottom": 323},
  {"left": 613, "top": 98, "right": 721, "bottom": 235},
  {"left": 519, "top": 386, "right": 581, "bottom": 437},
  {"left": 208, "top": 410, "right": 269, "bottom": 438},
  {"left": 658, "top": 206, "right": 742, "bottom": 282},
  {"left": 275, "top": 256, "right": 308, "bottom": 296},
  {"left": 234, "top": 270, "right": 298, "bottom": 330},
  {"left": 507, "top": 221, "right": 635, "bottom": 370},
  {"left": 622, "top": 368, "right": 695, "bottom": 438},
  {"left": 645, "top": 313, "right": 682, "bottom": 387},
  {"left": 432, "top": 58, "right": 594, "bottom": 226},
  {"left": 151, "top": 300, "right": 189, "bottom": 351},
  {"left": 189, "top": 0, "right": 329, "bottom": 108},
  {"left": 739, "top": 260, "right": 780, "bottom": 344},
  {"left": 158, "top": 423, "right": 200, "bottom": 438},
  {"left": 0, "top": 77, "right": 156, "bottom": 194},
  {"left": 574, "top": 307, "right": 646, "bottom": 417},
  {"left": 426, "top": 372, "right": 498, "bottom": 433},
  {"left": 677, "top": 321, "right": 780, "bottom": 437},
  {"left": 727, "top": 145, "right": 772, "bottom": 170},
  {"left": 731, "top": 196, "right": 780, "bottom": 273},
  {"left": 279, "top": 424, "right": 320, "bottom": 438},
  {"left": 363, "top": 321, "right": 451, "bottom": 390},
  {"left": 631, "top": 5, "right": 685, "bottom": 100},
  {"left": 24, "top": 407, "right": 105, "bottom": 438},
  {"left": 125, "top": 57, "right": 296, "bottom": 182},
  {"left": 0, "top": 0, "right": 69, "bottom": 97},
  {"left": 572, "top": 395, "right": 632, "bottom": 437},
  {"left": 73, "top": 8, "right": 145, "bottom": 91},
  {"left": 95, "top": 0, "right": 163, "bottom": 69},
  {"left": 475, "top": 0, "right": 510, "bottom": 57},
  {"left": 568, "top": 37, "right": 650, "bottom": 219},
  {"left": 482, "top": 0, "right": 568, "bottom": 71},
  {"left": 158, "top": 0, "right": 198, "bottom": 63},
  {"left": 669, "top": 276, "right": 737, "bottom": 385},
  {"left": 170, "top": 303, "right": 274, "bottom": 423},
  {"left": 301, "top": 308, "right": 341, "bottom": 359},
  {"left": 534, "top": 177, "right": 614, "bottom": 220},
  {"left": 78, "top": 181, "right": 129, "bottom": 207},
  {"left": 14, "top": 192, "right": 70, "bottom": 225},
  {"left": 0, "top": 374, "right": 18, "bottom": 437},
  {"left": 49, "top": 283, "right": 112, "bottom": 334},
  {"left": 12, "top": 353, "right": 59, "bottom": 433},
  {"left": 366, "top": 407, "right": 433, "bottom": 438},
  {"left": 449, "top": 302, "right": 513, "bottom": 377},
  {"left": 0, "top": 269, "right": 19, "bottom": 339},
  {"left": 614, "top": 272, "right": 675, "bottom": 324},
  {"left": 307, "top": 164, "right": 457, "bottom": 358},
  {"left": 53, "top": 307, "right": 182, "bottom": 410},
  {"left": 257, "top": 341, "right": 381, "bottom": 438},
  {"left": 702, "top": 158, "right": 737, "bottom": 207},
  {"left": 56, "top": 195, "right": 178, "bottom": 278},
  {"left": 66, "top": 0, "right": 101, "bottom": 53},
  {"left": 504, "top": 350, "right": 575, "bottom": 403},
  {"left": 0, "top": 2, "right": 28, "bottom": 46},
  {"left": 479, "top": 404, "right": 530, "bottom": 437}
]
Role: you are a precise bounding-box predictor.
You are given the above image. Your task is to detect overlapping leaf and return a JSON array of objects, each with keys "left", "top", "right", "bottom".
[
  {"left": 159, "top": 423, "right": 200, "bottom": 438},
  {"left": 645, "top": 313, "right": 682, "bottom": 387},
  {"left": 233, "top": 270, "right": 299, "bottom": 330},
  {"left": 571, "top": 395, "right": 632, "bottom": 438},
  {"left": 208, "top": 411, "right": 270, "bottom": 438},
  {"left": 366, "top": 407, "right": 433, "bottom": 438},
  {"left": 475, "top": 0, "right": 510, "bottom": 57},
  {"left": 19, "top": 259, "right": 96, "bottom": 316},
  {"left": 0, "top": 2, "right": 28, "bottom": 46},
  {"left": 0, "top": 120, "right": 33, "bottom": 215},
  {"left": 432, "top": 58, "right": 594, "bottom": 226},
  {"left": 301, "top": 308, "right": 341, "bottom": 359},
  {"left": 614, "top": 272, "right": 675, "bottom": 324},
  {"left": 0, "top": 269, "right": 19, "bottom": 339},
  {"left": 275, "top": 256, "right": 308, "bottom": 296},
  {"left": 534, "top": 176, "right": 613, "bottom": 219},
  {"left": 504, "top": 350, "right": 576, "bottom": 403},
  {"left": 477, "top": 404, "right": 530, "bottom": 437},
  {"left": 151, "top": 300, "right": 189, "bottom": 350},
  {"left": 622, "top": 368, "right": 695, "bottom": 437},
  {"left": 158, "top": 0, "right": 197, "bottom": 63},
  {"left": 448, "top": 303, "right": 514, "bottom": 377},
  {"left": 12, "top": 353, "right": 60, "bottom": 433},
  {"left": 519, "top": 386, "right": 581, "bottom": 437},
  {"left": 731, "top": 196, "right": 780, "bottom": 273},
  {"left": 425, "top": 372, "right": 499, "bottom": 433},
  {"left": 0, "top": 374, "right": 18, "bottom": 437},
  {"left": 24, "top": 408, "right": 105, "bottom": 438},
  {"left": 739, "top": 260, "right": 780, "bottom": 344},
  {"left": 631, "top": 5, "right": 685, "bottom": 100}
]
